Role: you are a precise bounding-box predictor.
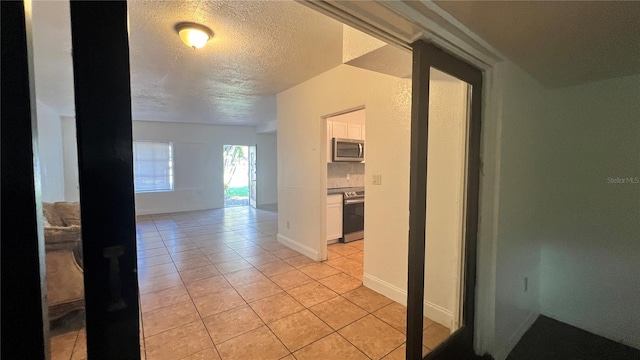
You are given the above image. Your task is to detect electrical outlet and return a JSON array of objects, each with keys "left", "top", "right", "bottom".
[
  {"left": 346, "top": 173, "right": 350, "bottom": 180},
  {"left": 524, "top": 277, "right": 528, "bottom": 292},
  {"left": 286, "top": 221, "right": 290, "bottom": 229}
]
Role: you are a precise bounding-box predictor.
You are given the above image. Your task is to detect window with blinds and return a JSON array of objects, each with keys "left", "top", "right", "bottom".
[{"left": 133, "top": 141, "right": 174, "bottom": 193}]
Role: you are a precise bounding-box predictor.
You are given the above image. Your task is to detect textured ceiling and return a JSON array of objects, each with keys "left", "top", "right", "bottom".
[
  {"left": 35, "top": 0, "right": 637, "bottom": 124},
  {"left": 31, "top": 0, "right": 344, "bottom": 125},
  {"left": 127, "top": 0, "right": 343, "bottom": 125},
  {"left": 433, "top": 1, "right": 640, "bottom": 88}
]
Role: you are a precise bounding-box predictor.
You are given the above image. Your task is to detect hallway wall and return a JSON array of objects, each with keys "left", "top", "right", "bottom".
[
  {"left": 488, "top": 61, "right": 547, "bottom": 360},
  {"left": 61, "top": 116, "right": 79, "bottom": 202},
  {"left": 256, "top": 132, "right": 278, "bottom": 206},
  {"left": 35, "top": 99, "right": 65, "bottom": 203},
  {"left": 538, "top": 73, "right": 640, "bottom": 349},
  {"left": 132, "top": 121, "right": 277, "bottom": 214},
  {"left": 277, "top": 64, "right": 412, "bottom": 296}
]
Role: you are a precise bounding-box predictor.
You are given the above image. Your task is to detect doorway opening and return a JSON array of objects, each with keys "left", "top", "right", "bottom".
[
  {"left": 223, "top": 145, "right": 255, "bottom": 208},
  {"left": 10, "top": 0, "right": 484, "bottom": 357}
]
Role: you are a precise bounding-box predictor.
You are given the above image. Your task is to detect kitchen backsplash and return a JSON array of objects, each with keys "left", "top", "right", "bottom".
[{"left": 328, "top": 162, "right": 365, "bottom": 188}]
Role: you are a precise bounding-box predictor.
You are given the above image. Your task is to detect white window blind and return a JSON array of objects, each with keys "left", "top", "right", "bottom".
[{"left": 133, "top": 141, "right": 174, "bottom": 193}]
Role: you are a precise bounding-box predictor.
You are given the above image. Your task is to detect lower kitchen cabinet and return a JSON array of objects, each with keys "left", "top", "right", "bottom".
[{"left": 327, "top": 194, "right": 343, "bottom": 243}]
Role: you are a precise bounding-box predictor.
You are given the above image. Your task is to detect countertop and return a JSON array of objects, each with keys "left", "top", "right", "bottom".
[{"left": 327, "top": 186, "right": 364, "bottom": 195}]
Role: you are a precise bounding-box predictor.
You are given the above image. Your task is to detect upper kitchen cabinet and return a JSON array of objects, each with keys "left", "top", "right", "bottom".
[
  {"left": 347, "top": 123, "right": 363, "bottom": 140},
  {"left": 332, "top": 121, "right": 348, "bottom": 139},
  {"left": 332, "top": 109, "right": 365, "bottom": 140}
]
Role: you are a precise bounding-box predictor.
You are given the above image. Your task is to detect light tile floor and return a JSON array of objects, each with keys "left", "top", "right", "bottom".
[{"left": 50, "top": 206, "right": 450, "bottom": 359}]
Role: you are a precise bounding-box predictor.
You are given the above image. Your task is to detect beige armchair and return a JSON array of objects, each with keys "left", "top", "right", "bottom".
[{"left": 43, "top": 202, "right": 85, "bottom": 320}]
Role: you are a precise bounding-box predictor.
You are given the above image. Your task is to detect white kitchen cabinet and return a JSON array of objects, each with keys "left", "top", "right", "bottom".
[
  {"left": 326, "top": 194, "right": 343, "bottom": 243},
  {"left": 333, "top": 122, "right": 362, "bottom": 141},
  {"left": 332, "top": 121, "right": 348, "bottom": 139},
  {"left": 347, "top": 123, "right": 363, "bottom": 140}
]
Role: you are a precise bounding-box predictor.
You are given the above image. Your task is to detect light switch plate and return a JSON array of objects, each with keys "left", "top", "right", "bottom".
[{"left": 372, "top": 173, "right": 382, "bottom": 185}]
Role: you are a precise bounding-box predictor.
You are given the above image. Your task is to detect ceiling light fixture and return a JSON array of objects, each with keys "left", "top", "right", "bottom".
[{"left": 175, "top": 22, "right": 214, "bottom": 49}]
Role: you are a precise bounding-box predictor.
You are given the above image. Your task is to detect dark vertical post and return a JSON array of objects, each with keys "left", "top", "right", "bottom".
[
  {"left": 462, "top": 80, "right": 483, "bottom": 345},
  {"left": 69, "top": 1, "right": 140, "bottom": 359},
  {"left": 1, "top": 1, "right": 48, "bottom": 359},
  {"left": 406, "top": 40, "right": 431, "bottom": 360}
]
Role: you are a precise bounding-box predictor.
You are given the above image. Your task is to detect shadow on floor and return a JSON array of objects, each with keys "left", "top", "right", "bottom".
[
  {"left": 256, "top": 203, "right": 278, "bottom": 212},
  {"left": 507, "top": 315, "right": 640, "bottom": 360}
]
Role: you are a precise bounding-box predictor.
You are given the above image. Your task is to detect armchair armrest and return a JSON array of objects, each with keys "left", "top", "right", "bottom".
[{"left": 44, "top": 225, "right": 81, "bottom": 252}]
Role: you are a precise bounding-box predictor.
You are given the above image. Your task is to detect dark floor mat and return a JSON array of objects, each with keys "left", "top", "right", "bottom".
[{"left": 507, "top": 316, "right": 640, "bottom": 360}]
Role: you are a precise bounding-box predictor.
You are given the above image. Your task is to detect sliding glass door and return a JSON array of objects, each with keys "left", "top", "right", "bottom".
[
  {"left": 2, "top": 1, "right": 140, "bottom": 359},
  {"left": 407, "top": 41, "right": 483, "bottom": 359},
  {"left": 69, "top": 1, "right": 140, "bottom": 358}
]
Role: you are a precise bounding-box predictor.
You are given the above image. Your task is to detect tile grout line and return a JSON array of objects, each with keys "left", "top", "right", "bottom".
[{"left": 294, "top": 300, "right": 371, "bottom": 358}]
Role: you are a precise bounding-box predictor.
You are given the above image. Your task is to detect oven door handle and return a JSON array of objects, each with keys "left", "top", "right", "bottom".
[
  {"left": 358, "top": 143, "right": 363, "bottom": 158},
  {"left": 344, "top": 198, "right": 365, "bottom": 205}
]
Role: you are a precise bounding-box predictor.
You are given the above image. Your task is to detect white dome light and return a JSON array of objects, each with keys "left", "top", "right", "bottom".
[{"left": 175, "top": 22, "right": 214, "bottom": 49}]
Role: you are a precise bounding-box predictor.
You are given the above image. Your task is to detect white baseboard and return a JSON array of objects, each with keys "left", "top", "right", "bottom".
[
  {"left": 363, "top": 273, "right": 407, "bottom": 305},
  {"left": 424, "top": 301, "right": 454, "bottom": 329},
  {"left": 541, "top": 309, "right": 640, "bottom": 350},
  {"left": 363, "top": 273, "right": 453, "bottom": 329},
  {"left": 327, "top": 238, "right": 339, "bottom": 245},
  {"left": 135, "top": 205, "right": 216, "bottom": 216},
  {"left": 277, "top": 234, "right": 319, "bottom": 260},
  {"left": 492, "top": 310, "right": 538, "bottom": 360}
]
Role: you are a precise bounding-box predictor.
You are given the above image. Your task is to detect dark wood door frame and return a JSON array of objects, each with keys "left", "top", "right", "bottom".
[
  {"left": 406, "top": 41, "right": 483, "bottom": 360},
  {"left": 3, "top": 2, "right": 140, "bottom": 358},
  {"left": 1, "top": 1, "right": 49, "bottom": 358},
  {"left": 69, "top": 1, "right": 140, "bottom": 359}
]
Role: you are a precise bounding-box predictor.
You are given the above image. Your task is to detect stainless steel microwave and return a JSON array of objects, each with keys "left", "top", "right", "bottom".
[{"left": 332, "top": 138, "right": 364, "bottom": 162}]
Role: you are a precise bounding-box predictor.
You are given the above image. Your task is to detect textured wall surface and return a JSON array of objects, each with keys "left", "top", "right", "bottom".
[
  {"left": 35, "top": 100, "right": 65, "bottom": 203},
  {"left": 539, "top": 73, "right": 640, "bottom": 349},
  {"left": 256, "top": 132, "right": 278, "bottom": 206},
  {"left": 132, "top": 121, "right": 276, "bottom": 214},
  {"left": 491, "top": 61, "right": 546, "bottom": 360},
  {"left": 61, "top": 117, "right": 79, "bottom": 202},
  {"left": 423, "top": 69, "right": 469, "bottom": 328},
  {"left": 277, "top": 64, "right": 412, "bottom": 293}
]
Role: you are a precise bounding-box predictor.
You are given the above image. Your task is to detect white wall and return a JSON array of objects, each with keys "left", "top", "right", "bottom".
[
  {"left": 485, "top": 67, "right": 640, "bottom": 359},
  {"left": 277, "top": 63, "right": 474, "bottom": 331},
  {"left": 256, "top": 132, "right": 278, "bottom": 206},
  {"left": 424, "top": 69, "right": 469, "bottom": 329},
  {"left": 538, "top": 74, "right": 640, "bottom": 349},
  {"left": 61, "top": 116, "right": 79, "bottom": 202},
  {"left": 275, "top": 51, "right": 549, "bottom": 359},
  {"left": 277, "top": 64, "right": 412, "bottom": 282},
  {"left": 132, "top": 121, "right": 276, "bottom": 215},
  {"left": 487, "top": 61, "right": 547, "bottom": 360},
  {"left": 35, "top": 99, "right": 65, "bottom": 203}
]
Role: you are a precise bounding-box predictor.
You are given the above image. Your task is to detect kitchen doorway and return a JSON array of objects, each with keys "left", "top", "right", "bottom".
[{"left": 223, "top": 145, "right": 252, "bottom": 208}]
